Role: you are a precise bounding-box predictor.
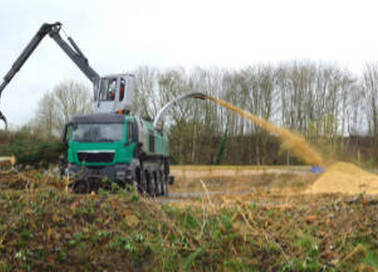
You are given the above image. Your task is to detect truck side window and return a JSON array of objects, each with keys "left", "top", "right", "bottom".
[
  {"left": 107, "top": 78, "right": 116, "bottom": 101},
  {"left": 119, "top": 78, "right": 125, "bottom": 101}
]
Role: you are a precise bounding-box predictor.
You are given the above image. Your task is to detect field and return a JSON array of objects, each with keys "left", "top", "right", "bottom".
[{"left": 0, "top": 165, "right": 377, "bottom": 271}]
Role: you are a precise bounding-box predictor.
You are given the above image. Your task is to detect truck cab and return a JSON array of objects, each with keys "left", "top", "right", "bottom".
[{"left": 95, "top": 74, "right": 135, "bottom": 113}]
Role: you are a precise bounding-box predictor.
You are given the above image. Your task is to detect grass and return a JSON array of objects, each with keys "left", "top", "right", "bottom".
[{"left": 0, "top": 168, "right": 377, "bottom": 271}]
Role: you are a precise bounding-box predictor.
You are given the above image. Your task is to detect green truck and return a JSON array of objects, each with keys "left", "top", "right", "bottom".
[{"left": 62, "top": 112, "right": 172, "bottom": 195}]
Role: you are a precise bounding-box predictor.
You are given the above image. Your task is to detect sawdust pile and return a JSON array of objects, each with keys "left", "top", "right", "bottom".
[
  {"left": 307, "top": 162, "right": 378, "bottom": 195},
  {"left": 207, "top": 96, "right": 324, "bottom": 166}
]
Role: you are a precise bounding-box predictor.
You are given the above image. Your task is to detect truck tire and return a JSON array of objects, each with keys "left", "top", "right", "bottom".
[
  {"left": 162, "top": 175, "right": 168, "bottom": 197},
  {"left": 153, "top": 171, "right": 161, "bottom": 196},
  {"left": 157, "top": 170, "right": 164, "bottom": 196},
  {"left": 135, "top": 166, "right": 143, "bottom": 193},
  {"left": 146, "top": 170, "right": 155, "bottom": 196},
  {"left": 73, "top": 179, "right": 89, "bottom": 194}
]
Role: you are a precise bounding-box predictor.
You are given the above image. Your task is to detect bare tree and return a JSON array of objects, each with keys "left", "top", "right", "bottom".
[
  {"left": 32, "top": 80, "right": 93, "bottom": 137},
  {"left": 133, "top": 66, "right": 160, "bottom": 119},
  {"left": 34, "top": 92, "right": 56, "bottom": 137},
  {"left": 363, "top": 64, "right": 378, "bottom": 139}
]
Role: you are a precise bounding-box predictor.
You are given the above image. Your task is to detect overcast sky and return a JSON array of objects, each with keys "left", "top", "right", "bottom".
[{"left": 1, "top": 0, "right": 378, "bottom": 128}]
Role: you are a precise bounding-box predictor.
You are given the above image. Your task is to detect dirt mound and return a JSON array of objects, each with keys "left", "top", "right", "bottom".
[{"left": 307, "top": 162, "right": 378, "bottom": 195}]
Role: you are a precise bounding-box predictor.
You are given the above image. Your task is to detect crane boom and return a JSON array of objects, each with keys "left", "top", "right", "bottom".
[
  {"left": 48, "top": 23, "right": 100, "bottom": 84},
  {"left": 0, "top": 22, "right": 100, "bottom": 128}
]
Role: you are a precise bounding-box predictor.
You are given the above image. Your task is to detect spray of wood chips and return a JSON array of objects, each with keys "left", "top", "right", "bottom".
[
  {"left": 206, "top": 96, "right": 324, "bottom": 166},
  {"left": 207, "top": 96, "right": 378, "bottom": 195}
]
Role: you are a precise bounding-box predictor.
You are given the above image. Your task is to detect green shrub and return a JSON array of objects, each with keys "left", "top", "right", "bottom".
[{"left": 1, "top": 129, "right": 65, "bottom": 167}]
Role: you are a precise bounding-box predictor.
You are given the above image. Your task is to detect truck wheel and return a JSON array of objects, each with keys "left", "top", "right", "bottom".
[
  {"left": 157, "top": 171, "right": 163, "bottom": 196},
  {"left": 73, "top": 180, "right": 89, "bottom": 194},
  {"left": 142, "top": 171, "right": 149, "bottom": 194},
  {"left": 136, "top": 167, "right": 145, "bottom": 193},
  {"left": 146, "top": 170, "right": 155, "bottom": 196},
  {"left": 153, "top": 171, "right": 160, "bottom": 196},
  {"left": 162, "top": 175, "right": 168, "bottom": 197}
]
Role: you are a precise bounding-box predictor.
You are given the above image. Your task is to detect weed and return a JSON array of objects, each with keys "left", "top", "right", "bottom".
[
  {"left": 219, "top": 212, "right": 233, "bottom": 231},
  {"left": 21, "top": 230, "right": 34, "bottom": 240},
  {"left": 111, "top": 236, "right": 136, "bottom": 253},
  {"left": 131, "top": 193, "right": 139, "bottom": 202},
  {"left": 14, "top": 249, "right": 32, "bottom": 261},
  {"left": 363, "top": 250, "right": 378, "bottom": 268},
  {"left": 56, "top": 250, "right": 68, "bottom": 263},
  {"left": 223, "top": 257, "right": 257, "bottom": 272},
  {"left": 0, "top": 261, "right": 10, "bottom": 272},
  {"left": 111, "top": 182, "right": 120, "bottom": 193},
  {"left": 96, "top": 230, "right": 112, "bottom": 240},
  {"left": 184, "top": 247, "right": 204, "bottom": 270}
]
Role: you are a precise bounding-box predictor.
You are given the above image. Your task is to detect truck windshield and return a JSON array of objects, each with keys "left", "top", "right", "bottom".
[{"left": 72, "top": 123, "right": 124, "bottom": 142}]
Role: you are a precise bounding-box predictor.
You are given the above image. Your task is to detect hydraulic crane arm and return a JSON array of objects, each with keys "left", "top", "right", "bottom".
[
  {"left": 48, "top": 23, "right": 100, "bottom": 84},
  {"left": 0, "top": 22, "right": 100, "bottom": 128}
]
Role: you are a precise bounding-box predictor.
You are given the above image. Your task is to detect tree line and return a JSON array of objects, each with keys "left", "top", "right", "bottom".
[{"left": 15, "top": 61, "right": 378, "bottom": 166}]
